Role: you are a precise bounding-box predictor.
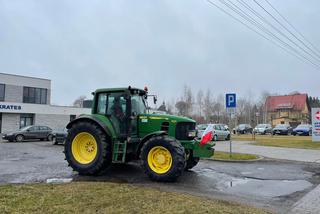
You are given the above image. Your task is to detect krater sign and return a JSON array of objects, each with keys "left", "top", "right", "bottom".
[{"left": 312, "top": 108, "right": 320, "bottom": 142}]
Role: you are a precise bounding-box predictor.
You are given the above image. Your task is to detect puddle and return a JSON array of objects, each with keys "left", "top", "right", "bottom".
[
  {"left": 221, "top": 178, "right": 312, "bottom": 197},
  {"left": 194, "top": 168, "right": 313, "bottom": 198}
]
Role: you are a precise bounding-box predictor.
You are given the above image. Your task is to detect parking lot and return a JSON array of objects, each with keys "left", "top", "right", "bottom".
[{"left": 1, "top": 139, "right": 320, "bottom": 214}]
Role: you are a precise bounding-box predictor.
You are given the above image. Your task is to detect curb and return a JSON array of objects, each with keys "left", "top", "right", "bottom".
[{"left": 203, "top": 155, "right": 264, "bottom": 163}]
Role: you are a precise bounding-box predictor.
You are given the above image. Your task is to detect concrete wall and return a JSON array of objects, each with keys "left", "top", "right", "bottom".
[
  {"left": 1, "top": 113, "right": 20, "bottom": 133},
  {"left": 0, "top": 73, "right": 51, "bottom": 89},
  {"left": 47, "top": 89, "right": 51, "bottom": 105},
  {"left": 34, "top": 114, "right": 71, "bottom": 130},
  {"left": 1, "top": 113, "right": 72, "bottom": 133}
]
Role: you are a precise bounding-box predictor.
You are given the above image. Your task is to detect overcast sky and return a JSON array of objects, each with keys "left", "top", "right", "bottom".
[{"left": 0, "top": 0, "right": 319, "bottom": 106}]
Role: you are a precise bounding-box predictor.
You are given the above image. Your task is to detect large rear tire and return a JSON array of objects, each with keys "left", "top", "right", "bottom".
[
  {"left": 64, "top": 121, "right": 112, "bottom": 175},
  {"left": 140, "top": 135, "right": 185, "bottom": 182}
]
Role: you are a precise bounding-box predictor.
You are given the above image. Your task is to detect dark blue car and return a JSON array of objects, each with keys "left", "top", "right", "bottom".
[{"left": 292, "top": 124, "right": 312, "bottom": 136}]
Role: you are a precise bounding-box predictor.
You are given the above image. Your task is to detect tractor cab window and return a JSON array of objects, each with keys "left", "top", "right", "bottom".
[
  {"left": 106, "top": 93, "right": 128, "bottom": 135},
  {"left": 131, "top": 95, "right": 147, "bottom": 115},
  {"left": 97, "top": 93, "right": 108, "bottom": 115}
]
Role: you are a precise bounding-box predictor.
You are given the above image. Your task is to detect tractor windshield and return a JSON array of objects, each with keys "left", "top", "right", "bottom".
[{"left": 131, "top": 95, "right": 147, "bottom": 115}]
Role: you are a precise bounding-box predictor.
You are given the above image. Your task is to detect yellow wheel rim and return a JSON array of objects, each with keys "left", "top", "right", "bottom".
[
  {"left": 71, "top": 132, "right": 98, "bottom": 164},
  {"left": 147, "top": 146, "right": 172, "bottom": 174}
]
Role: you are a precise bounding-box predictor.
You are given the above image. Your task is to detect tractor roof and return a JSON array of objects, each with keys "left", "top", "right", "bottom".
[{"left": 94, "top": 87, "right": 146, "bottom": 95}]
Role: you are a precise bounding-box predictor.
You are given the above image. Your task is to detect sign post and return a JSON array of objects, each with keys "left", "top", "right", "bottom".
[
  {"left": 312, "top": 108, "right": 320, "bottom": 142},
  {"left": 226, "top": 93, "right": 236, "bottom": 158}
]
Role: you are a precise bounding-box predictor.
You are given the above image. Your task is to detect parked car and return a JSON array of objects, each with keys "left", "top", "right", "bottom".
[
  {"left": 292, "top": 124, "right": 312, "bottom": 136},
  {"left": 235, "top": 124, "right": 253, "bottom": 134},
  {"left": 253, "top": 124, "right": 272, "bottom": 135},
  {"left": 52, "top": 128, "right": 68, "bottom": 145},
  {"left": 2, "top": 125, "right": 53, "bottom": 142},
  {"left": 272, "top": 124, "right": 293, "bottom": 135},
  {"left": 197, "top": 124, "right": 231, "bottom": 141}
]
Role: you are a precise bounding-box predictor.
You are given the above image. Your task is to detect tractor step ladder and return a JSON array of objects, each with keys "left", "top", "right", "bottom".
[{"left": 112, "top": 140, "right": 127, "bottom": 163}]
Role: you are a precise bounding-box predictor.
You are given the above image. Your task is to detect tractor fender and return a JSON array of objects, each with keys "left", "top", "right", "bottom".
[
  {"left": 66, "top": 115, "right": 113, "bottom": 138},
  {"left": 136, "top": 131, "right": 167, "bottom": 157}
]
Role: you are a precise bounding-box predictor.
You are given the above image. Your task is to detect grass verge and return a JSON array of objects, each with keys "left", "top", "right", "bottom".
[
  {"left": 232, "top": 135, "right": 320, "bottom": 150},
  {"left": 213, "top": 151, "right": 259, "bottom": 161},
  {"left": 0, "top": 182, "right": 271, "bottom": 214}
]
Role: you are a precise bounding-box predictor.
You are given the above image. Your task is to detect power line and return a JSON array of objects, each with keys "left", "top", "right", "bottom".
[
  {"left": 204, "top": 0, "right": 320, "bottom": 69},
  {"left": 233, "top": 0, "right": 320, "bottom": 66},
  {"left": 253, "top": 0, "right": 320, "bottom": 62},
  {"left": 215, "top": 0, "right": 320, "bottom": 68},
  {"left": 263, "top": 0, "right": 320, "bottom": 56},
  {"left": 224, "top": 0, "right": 319, "bottom": 65}
]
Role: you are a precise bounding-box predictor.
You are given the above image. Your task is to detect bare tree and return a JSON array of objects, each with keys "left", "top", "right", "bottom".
[
  {"left": 203, "top": 89, "right": 213, "bottom": 122},
  {"left": 259, "top": 91, "right": 271, "bottom": 123},
  {"left": 196, "top": 89, "right": 204, "bottom": 117},
  {"left": 175, "top": 101, "right": 188, "bottom": 116},
  {"left": 183, "top": 85, "right": 193, "bottom": 116}
]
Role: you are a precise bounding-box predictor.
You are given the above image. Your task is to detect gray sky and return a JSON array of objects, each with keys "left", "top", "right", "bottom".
[{"left": 0, "top": 0, "right": 319, "bottom": 106}]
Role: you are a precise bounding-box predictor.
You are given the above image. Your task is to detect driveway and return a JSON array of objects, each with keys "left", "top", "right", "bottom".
[
  {"left": 215, "top": 140, "right": 320, "bottom": 163},
  {"left": 0, "top": 141, "right": 320, "bottom": 213}
]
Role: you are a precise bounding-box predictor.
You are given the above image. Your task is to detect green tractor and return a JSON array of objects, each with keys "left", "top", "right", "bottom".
[{"left": 64, "top": 87, "right": 215, "bottom": 182}]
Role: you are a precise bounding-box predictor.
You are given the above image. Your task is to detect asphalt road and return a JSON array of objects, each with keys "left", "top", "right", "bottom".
[{"left": 0, "top": 140, "right": 320, "bottom": 214}]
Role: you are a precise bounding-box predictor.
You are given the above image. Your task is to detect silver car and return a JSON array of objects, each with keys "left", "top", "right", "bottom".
[
  {"left": 197, "top": 124, "right": 231, "bottom": 141},
  {"left": 253, "top": 124, "right": 272, "bottom": 135}
]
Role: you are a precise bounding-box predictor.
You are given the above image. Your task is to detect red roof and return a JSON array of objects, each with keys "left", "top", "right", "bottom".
[{"left": 265, "top": 94, "right": 308, "bottom": 111}]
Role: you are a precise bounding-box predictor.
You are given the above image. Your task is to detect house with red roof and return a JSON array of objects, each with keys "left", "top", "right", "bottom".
[{"left": 265, "top": 93, "right": 310, "bottom": 126}]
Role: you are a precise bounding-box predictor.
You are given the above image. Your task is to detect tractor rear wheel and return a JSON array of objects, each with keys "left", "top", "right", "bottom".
[
  {"left": 185, "top": 151, "right": 199, "bottom": 170},
  {"left": 64, "top": 121, "right": 112, "bottom": 175},
  {"left": 140, "top": 136, "right": 185, "bottom": 182}
]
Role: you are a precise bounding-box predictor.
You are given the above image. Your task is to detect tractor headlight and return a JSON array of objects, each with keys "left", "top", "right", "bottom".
[{"left": 188, "top": 130, "right": 196, "bottom": 138}]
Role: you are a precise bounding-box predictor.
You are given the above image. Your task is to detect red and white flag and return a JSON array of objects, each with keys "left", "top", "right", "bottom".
[{"left": 200, "top": 124, "right": 214, "bottom": 145}]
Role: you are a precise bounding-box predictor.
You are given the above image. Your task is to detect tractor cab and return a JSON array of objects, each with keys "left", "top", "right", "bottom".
[{"left": 92, "top": 87, "right": 149, "bottom": 138}]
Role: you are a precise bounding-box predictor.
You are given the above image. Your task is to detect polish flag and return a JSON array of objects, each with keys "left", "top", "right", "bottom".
[{"left": 200, "top": 124, "right": 214, "bottom": 145}]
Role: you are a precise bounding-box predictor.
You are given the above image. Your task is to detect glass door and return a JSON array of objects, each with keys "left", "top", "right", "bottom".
[{"left": 20, "top": 114, "right": 34, "bottom": 129}]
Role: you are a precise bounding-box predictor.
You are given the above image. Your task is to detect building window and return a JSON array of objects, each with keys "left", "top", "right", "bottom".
[
  {"left": 23, "top": 87, "right": 47, "bottom": 104},
  {"left": 0, "top": 84, "right": 5, "bottom": 101},
  {"left": 20, "top": 114, "right": 34, "bottom": 128}
]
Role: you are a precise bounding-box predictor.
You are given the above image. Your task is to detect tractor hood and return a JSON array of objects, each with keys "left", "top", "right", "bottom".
[
  {"left": 141, "top": 114, "right": 195, "bottom": 123},
  {"left": 138, "top": 113, "right": 196, "bottom": 139}
]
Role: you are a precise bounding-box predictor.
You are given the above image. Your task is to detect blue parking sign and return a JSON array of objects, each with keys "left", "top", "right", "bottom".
[{"left": 226, "top": 93, "right": 236, "bottom": 108}]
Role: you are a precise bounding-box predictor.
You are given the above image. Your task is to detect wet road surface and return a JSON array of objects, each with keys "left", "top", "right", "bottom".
[{"left": 0, "top": 141, "right": 320, "bottom": 213}]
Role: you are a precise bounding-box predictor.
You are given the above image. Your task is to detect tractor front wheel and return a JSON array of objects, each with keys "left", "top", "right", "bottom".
[
  {"left": 140, "top": 136, "right": 185, "bottom": 182},
  {"left": 64, "top": 121, "right": 112, "bottom": 175}
]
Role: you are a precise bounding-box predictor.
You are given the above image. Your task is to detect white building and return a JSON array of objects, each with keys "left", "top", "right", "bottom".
[{"left": 0, "top": 73, "right": 90, "bottom": 133}]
